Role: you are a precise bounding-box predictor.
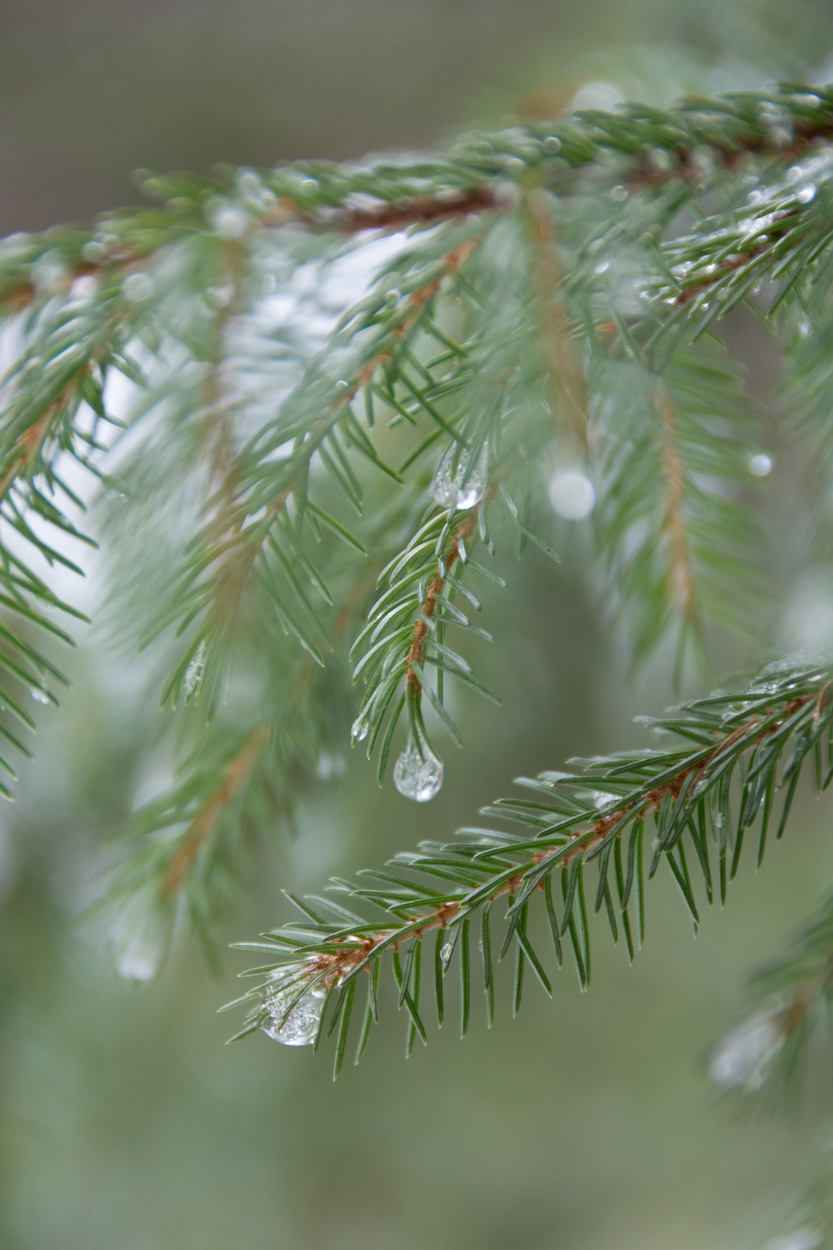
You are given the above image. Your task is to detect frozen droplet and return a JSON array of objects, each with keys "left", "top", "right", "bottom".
[
  {"left": 122, "top": 272, "right": 154, "bottom": 303},
  {"left": 351, "top": 714, "right": 370, "bottom": 743},
  {"left": 393, "top": 737, "right": 443, "bottom": 802},
  {"left": 183, "top": 641, "right": 206, "bottom": 698},
  {"left": 210, "top": 201, "right": 250, "bottom": 240},
  {"left": 709, "top": 1008, "right": 786, "bottom": 1092},
  {"left": 797, "top": 184, "right": 817, "bottom": 203},
  {"left": 30, "top": 685, "right": 50, "bottom": 705},
  {"left": 440, "top": 942, "right": 453, "bottom": 962},
  {"left": 262, "top": 966, "right": 325, "bottom": 1047},
  {"left": 748, "top": 452, "right": 773, "bottom": 477},
  {"left": 548, "top": 470, "right": 595, "bottom": 520},
  {"left": 431, "top": 441, "right": 488, "bottom": 512}
]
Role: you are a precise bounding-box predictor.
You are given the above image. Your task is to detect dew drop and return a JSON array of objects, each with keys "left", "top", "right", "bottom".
[
  {"left": 543, "top": 135, "right": 562, "bottom": 154},
  {"left": 351, "top": 714, "right": 369, "bottom": 743},
  {"left": 430, "top": 441, "right": 488, "bottom": 512},
  {"left": 548, "top": 469, "right": 595, "bottom": 520},
  {"left": 610, "top": 185, "right": 628, "bottom": 202},
  {"left": 262, "top": 967, "right": 325, "bottom": 1047},
  {"left": 30, "top": 685, "right": 50, "bottom": 705},
  {"left": 594, "top": 259, "right": 610, "bottom": 275},
  {"left": 797, "top": 183, "right": 817, "bottom": 203},
  {"left": 316, "top": 751, "right": 346, "bottom": 780},
  {"left": 441, "top": 942, "right": 453, "bottom": 962},
  {"left": 593, "top": 790, "right": 618, "bottom": 809},
  {"left": 393, "top": 737, "right": 443, "bottom": 802}
]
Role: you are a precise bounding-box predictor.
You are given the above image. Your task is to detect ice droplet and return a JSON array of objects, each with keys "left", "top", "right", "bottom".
[
  {"left": 548, "top": 469, "right": 596, "bottom": 520},
  {"left": 709, "top": 1008, "right": 786, "bottom": 1092},
  {"left": 183, "top": 641, "right": 206, "bottom": 698},
  {"left": 430, "top": 441, "right": 488, "bottom": 512},
  {"left": 351, "top": 714, "right": 369, "bottom": 743},
  {"left": 393, "top": 737, "right": 443, "bottom": 802},
  {"left": 30, "top": 685, "right": 50, "bottom": 705},
  {"left": 262, "top": 967, "right": 325, "bottom": 1047}
]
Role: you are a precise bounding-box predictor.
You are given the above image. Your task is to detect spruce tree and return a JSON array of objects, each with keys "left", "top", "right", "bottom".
[{"left": 6, "top": 81, "right": 833, "bottom": 1242}]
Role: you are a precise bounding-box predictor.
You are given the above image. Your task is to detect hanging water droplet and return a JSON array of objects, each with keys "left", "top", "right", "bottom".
[
  {"left": 709, "top": 1007, "right": 786, "bottom": 1092},
  {"left": 262, "top": 967, "right": 326, "bottom": 1047},
  {"left": 316, "top": 751, "right": 346, "bottom": 780},
  {"left": 440, "top": 942, "right": 453, "bottom": 962},
  {"left": 393, "top": 737, "right": 443, "bottom": 802},
  {"left": 548, "top": 469, "right": 595, "bottom": 520},
  {"left": 797, "top": 183, "right": 817, "bottom": 203},
  {"left": 109, "top": 892, "right": 171, "bottom": 981},
  {"left": 430, "top": 441, "right": 488, "bottom": 512},
  {"left": 351, "top": 714, "right": 369, "bottom": 743},
  {"left": 30, "top": 685, "right": 50, "bottom": 705}
]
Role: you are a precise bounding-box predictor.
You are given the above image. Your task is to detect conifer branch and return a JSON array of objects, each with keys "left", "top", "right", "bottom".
[{"left": 232, "top": 663, "right": 833, "bottom": 1071}]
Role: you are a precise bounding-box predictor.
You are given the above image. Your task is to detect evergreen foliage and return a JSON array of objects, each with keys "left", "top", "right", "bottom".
[{"left": 7, "top": 82, "right": 833, "bottom": 1233}]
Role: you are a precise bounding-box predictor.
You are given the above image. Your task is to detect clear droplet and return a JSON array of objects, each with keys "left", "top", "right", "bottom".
[
  {"left": 543, "top": 135, "right": 562, "bottom": 154},
  {"left": 797, "top": 183, "right": 817, "bottom": 203},
  {"left": 709, "top": 1007, "right": 786, "bottom": 1092},
  {"left": 122, "top": 272, "right": 154, "bottom": 303},
  {"left": 30, "top": 685, "right": 50, "bottom": 705},
  {"left": 109, "top": 892, "right": 171, "bottom": 981},
  {"left": 262, "top": 967, "right": 325, "bottom": 1047},
  {"left": 748, "top": 452, "right": 773, "bottom": 477},
  {"left": 440, "top": 942, "right": 453, "bottom": 962},
  {"left": 393, "top": 737, "right": 443, "bottom": 802},
  {"left": 183, "top": 641, "right": 206, "bottom": 698},
  {"left": 351, "top": 714, "right": 369, "bottom": 743},
  {"left": 431, "top": 442, "right": 488, "bottom": 512},
  {"left": 594, "top": 259, "right": 610, "bottom": 274},
  {"left": 548, "top": 469, "right": 596, "bottom": 520},
  {"left": 593, "top": 790, "right": 618, "bottom": 809}
]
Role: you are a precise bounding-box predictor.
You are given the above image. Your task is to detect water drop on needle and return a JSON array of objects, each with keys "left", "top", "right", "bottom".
[
  {"left": 431, "top": 442, "right": 488, "bottom": 512},
  {"left": 393, "top": 737, "right": 443, "bottom": 802},
  {"left": 440, "top": 942, "right": 453, "bottom": 962},
  {"left": 351, "top": 715, "right": 369, "bottom": 743},
  {"left": 262, "top": 967, "right": 325, "bottom": 1047}
]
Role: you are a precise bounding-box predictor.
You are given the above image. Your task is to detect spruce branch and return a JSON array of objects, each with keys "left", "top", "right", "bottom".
[{"left": 231, "top": 663, "right": 833, "bottom": 1073}]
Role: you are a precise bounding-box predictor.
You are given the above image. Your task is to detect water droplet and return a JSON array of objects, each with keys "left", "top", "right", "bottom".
[
  {"left": 610, "top": 185, "right": 628, "bottom": 202},
  {"left": 593, "top": 790, "right": 618, "bottom": 809},
  {"left": 709, "top": 1007, "right": 786, "bottom": 1092},
  {"left": 430, "top": 441, "right": 488, "bottom": 512},
  {"left": 183, "top": 641, "right": 206, "bottom": 698},
  {"left": 548, "top": 469, "right": 595, "bottom": 520},
  {"left": 748, "top": 452, "right": 773, "bottom": 477},
  {"left": 440, "top": 942, "right": 453, "bottom": 962},
  {"left": 351, "top": 714, "right": 370, "bottom": 743},
  {"left": 109, "top": 892, "right": 171, "bottom": 981},
  {"left": 316, "top": 751, "right": 346, "bottom": 780},
  {"left": 797, "top": 183, "right": 817, "bottom": 203},
  {"left": 543, "top": 135, "right": 562, "bottom": 154},
  {"left": 30, "top": 685, "right": 50, "bottom": 705},
  {"left": 594, "top": 259, "right": 610, "bottom": 274},
  {"left": 571, "top": 82, "right": 623, "bottom": 112},
  {"left": 210, "top": 201, "right": 250, "bottom": 240},
  {"left": 262, "top": 967, "right": 325, "bottom": 1047},
  {"left": 393, "top": 737, "right": 443, "bottom": 802},
  {"left": 123, "top": 272, "right": 154, "bottom": 303},
  {"left": 69, "top": 274, "right": 97, "bottom": 302}
]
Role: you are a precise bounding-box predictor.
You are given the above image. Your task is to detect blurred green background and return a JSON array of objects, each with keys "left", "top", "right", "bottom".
[{"left": 4, "top": 1, "right": 833, "bottom": 1247}]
